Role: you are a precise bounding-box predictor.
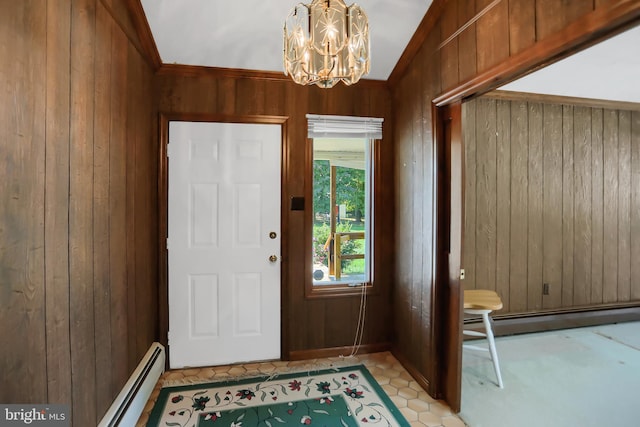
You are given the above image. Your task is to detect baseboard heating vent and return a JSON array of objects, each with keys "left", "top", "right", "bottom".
[{"left": 98, "top": 342, "right": 165, "bottom": 427}]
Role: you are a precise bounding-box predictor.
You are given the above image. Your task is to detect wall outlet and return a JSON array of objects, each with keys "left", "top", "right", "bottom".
[{"left": 543, "top": 283, "right": 550, "bottom": 295}]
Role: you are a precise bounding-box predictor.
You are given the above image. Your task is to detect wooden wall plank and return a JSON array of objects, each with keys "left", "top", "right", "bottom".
[
  {"left": 132, "top": 49, "right": 157, "bottom": 361},
  {"left": 527, "top": 102, "right": 544, "bottom": 310},
  {"left": 590, "top": 108, "right": 604, "bottom": 304},
  {"left": 509, "top": 101, "right": 528, "bottom": 311},
  {"left": 463, "top": 100, "right": 477, "bottom": 290},
  {"left": 561, "top": 105, "right": 575, "bottom": 307},
  {"left": 535, "top": 0, "right": 564, "bottom": 40},
  {"left": 93, "top": 3, "right": 113, "bottom": 417},
  {"left": 324, "top": 299, "right": 353, "bottom": 347},
  {"left": 394, "top": 77, "right": 415, "bottom": 357},
  {"left": 306, "top": 300, "right": 326, "bottom": 350},
  {"left": 573, "top": 106, "right": 592, "bottom": 306},
  {"left": 131, "top": 50, "right": 143, "bottom": 360},
  {"left": 184, "top": 76, "right": 218, "bottom": 114},
  {"left": 508, "top": 0, "right": 536, "bottom": 55},
  {"left": 126, "top": 42, "right": 139, "bottom": 371},
  {"left": 618, "top": 111, "right": 632, "bottom": 301},
  {"left": 561, "top": 0, "right": 595, "bottom": 29},
  {"left": 217, "top": 77, "right": 237, "bottom": 114},
  {"left": 594, "top": 0, "right": 612, "bottom": 7},
  {"left": 602, "top": 109, "right": 620, "bottom": 303},
  {"left": 410, "top": 61, "right": 425, "bottom": 361},
  {"left": 109, "top": 21, "right": 130, "bottom": 395},
  {"left": 420, "top": 40, "right": 437, "bottom": 378},
  {"left": 632, "top": 111, "right": 640, "bottom": 300},
  {"left": 495, "top": 100, "right": 511, "bottom": 310},
  {"left": 264, "top": 80, "right": 287, "bottom": 117},
  {"left": 440, "top": 0, "right": 459, "bottom": 92},
  {"left": 144, "top": 61, "right": 159, "bottom": 353},
  {"left": 475, "top": 0, "right": 509, "bottom": 73},
  {"left": 475, "top": 98, "right": 497, "bottom": 291},
  {"left": 284, "top": 83, "right": 307, "bottom": 352},
  {"left": 237, "top": 78, "right": 266, "bottom": 115},
  {"left": 535, "top": 0, "right": 594, "bottom": 41},
  {"left": 69, "top": 0, "right": 98, "bottom": 423},
  {"left": 0, "top": 0, "right": 48, "bottom": 403},
  {"left": 45, "top": 0, "right": 72, "bottom": 405},
  {"left": 542, "top": 103, "right": 563, "bottom": 309},
  {"left": 457, "top": 0, "right": 477, "bottom": 82}
]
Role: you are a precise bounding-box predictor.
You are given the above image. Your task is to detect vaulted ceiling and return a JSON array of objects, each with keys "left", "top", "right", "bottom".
[
  {"left": 140, "top": 0, "right": 434, "bottom": 81},
  {"left": 138, "top": 1, "right": 639, "bottom": 102}
]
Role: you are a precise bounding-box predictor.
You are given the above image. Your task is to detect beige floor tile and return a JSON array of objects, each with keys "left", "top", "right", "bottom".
[
  {"left": 418, "top": 390, "right": 438, "bottom": 403},
  {"left": 408, "top": 398, "right": 431, "bottom": 413},
  {"left": 419, "top": 410, "right": 447, "bottom": 426},
  {"left": 390, "top": 376, "right": 410, "bottom": 388},
  {"left": 430, "top": 401, "right": 454, "bottom": 417},
  {"left": 399, "top": 386, "right": 419, "bottom": 399},
  {"left": 400, "top": 406, "right": 419, "bottom": 422},
  {"left": 390, "top": 394, "right": 409, "bottom": 409},
  {"left": 442, "top": 415, "right": 467, "bottom": 426},
  {"left": 381, "top": 383, "right": 399, "bottom": 396}
]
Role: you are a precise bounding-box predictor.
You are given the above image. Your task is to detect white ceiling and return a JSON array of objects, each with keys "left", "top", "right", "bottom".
[
  {"left": 140, "top": 0, "right": 434, "bottom": 81},
  {"left": 499, "top": 24, "right": 640, "bottom": 103},
  {"left": 139, "top": 1, "right": 638, "bottom": 102}
]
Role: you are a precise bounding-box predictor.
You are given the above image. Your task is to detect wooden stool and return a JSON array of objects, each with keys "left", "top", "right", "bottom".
[{"left": 463, "top": 289, "right": 504, "bottom": 388}]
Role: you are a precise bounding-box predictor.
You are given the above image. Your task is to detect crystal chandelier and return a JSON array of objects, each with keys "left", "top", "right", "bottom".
[{"left": 283, "top": 0, "right": 370, "bottom": 88}]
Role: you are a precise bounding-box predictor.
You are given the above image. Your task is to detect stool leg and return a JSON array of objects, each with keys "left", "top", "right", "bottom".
[{"left": 482, "top": 312, "right": 504, "bottom": 388}]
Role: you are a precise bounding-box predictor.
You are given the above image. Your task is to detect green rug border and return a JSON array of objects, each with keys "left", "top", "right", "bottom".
[{"left": 147, "top": 364, "right": 410, "bottom": 426}]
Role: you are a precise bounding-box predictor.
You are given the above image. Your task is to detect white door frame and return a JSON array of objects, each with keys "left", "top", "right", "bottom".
[{"left": 158, "top": 113, "right": 289, "bottom": 367}]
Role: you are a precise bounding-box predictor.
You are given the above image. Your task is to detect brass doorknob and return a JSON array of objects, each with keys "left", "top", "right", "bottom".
[{"left": 269, "top": 255, "right": 278, "bottom": 263}]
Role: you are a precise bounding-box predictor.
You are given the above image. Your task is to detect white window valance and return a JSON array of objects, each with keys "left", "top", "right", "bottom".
[{"left": 306, "top": 114, "right": 384, "bottom": 139}]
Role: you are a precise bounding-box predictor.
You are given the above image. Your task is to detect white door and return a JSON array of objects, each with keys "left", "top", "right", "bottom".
[{"left": 168, "top": 121, "right": 281, "bottom": 369}]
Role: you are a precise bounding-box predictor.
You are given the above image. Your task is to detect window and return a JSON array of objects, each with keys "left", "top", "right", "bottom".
[
  {"left": 312, "top": 137, "right": 370, "bottom": 286},
  {"left": 307, "top": 115, "right": 383, "bottom": 291}
]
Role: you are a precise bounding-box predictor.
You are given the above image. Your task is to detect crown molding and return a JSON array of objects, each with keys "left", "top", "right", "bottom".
[
  {"left": 156, "top": 63, "right": 289, "bottom": 80},
  {"left": 156, "top": 63, "right": 389, "bottom": 89}
]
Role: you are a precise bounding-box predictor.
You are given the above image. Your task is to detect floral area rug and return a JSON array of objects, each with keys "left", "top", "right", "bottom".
[{"left": 147, "top": 364, "right": 410, "bottom": 426}]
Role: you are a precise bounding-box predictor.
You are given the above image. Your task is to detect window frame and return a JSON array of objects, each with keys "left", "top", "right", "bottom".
[{"left": 305, "top": 136, "right": 379, "bottom": 299}]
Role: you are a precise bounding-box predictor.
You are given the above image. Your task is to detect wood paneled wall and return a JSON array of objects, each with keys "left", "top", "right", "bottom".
[
  {"left": 463, "top": 96, "right": 640, "bottom": 314},
  {"left": 154, "top": 73, "right": 394, "bottom": 355},
  {"left": 0, "top": 1, "right": 158, "bottom": 425},
  {"left": 390, "top": 0, "right": 632, "bottom": 396}
]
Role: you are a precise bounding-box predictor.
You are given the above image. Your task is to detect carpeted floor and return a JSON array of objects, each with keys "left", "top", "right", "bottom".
[{"left": 459, "top": 321, "right": 640, "bottom": 427}]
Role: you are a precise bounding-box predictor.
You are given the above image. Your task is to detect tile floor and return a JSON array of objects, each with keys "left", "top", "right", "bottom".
[{"left": 137, "top": 351, "right": 467, "bottom": 427}]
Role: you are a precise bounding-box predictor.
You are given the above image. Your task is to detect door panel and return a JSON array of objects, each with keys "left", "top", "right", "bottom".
[{"left": 168, "top": 121, "right": 281, "bottom": 368}]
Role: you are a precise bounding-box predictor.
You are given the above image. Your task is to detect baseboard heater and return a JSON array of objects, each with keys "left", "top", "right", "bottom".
[{"left": 98, "top": 342, "right": 166, "bottom": 427}]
